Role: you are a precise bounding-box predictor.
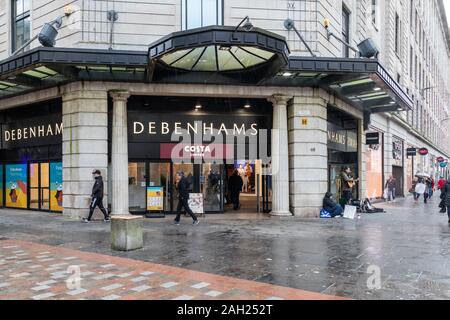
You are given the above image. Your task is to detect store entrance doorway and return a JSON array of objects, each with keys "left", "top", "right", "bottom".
[{"left": 29, "top": 162, "right": 50, "bottom": 211}]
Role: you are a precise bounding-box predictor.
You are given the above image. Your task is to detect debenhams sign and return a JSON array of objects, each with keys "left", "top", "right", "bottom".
[{"left": 1, "top": 119, "right": 63, "bottom": 149}]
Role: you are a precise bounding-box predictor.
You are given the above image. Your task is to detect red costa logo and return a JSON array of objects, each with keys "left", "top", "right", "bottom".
[
  {"left": 437, "top": 157, "right": 445, "bottom": 163},
  {"left": 418, "top": 148, "right": 429, "bottom": 156}
]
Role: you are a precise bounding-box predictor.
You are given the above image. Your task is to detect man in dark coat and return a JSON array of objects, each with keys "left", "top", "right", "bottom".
[
  {"left": 323, "top": 192, "right": 344, "bottom": 218},
  {"left": 228, "top": 169, "right": 243, "bottom": 210},
  {"left": 173, "top": 171, "right": 199, "bottom": 225},
  {"left": 442, "top": 179, "right": 450, "bottom": 222},
  {"left": 82, "top": 169, "right": 110, "bottom": 223}
]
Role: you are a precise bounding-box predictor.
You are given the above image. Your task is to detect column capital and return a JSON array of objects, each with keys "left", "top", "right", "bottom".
[
  {"left": 110, "top": 90, "right": 131, "bottom": 102},
  {"left": 267, "top": 94, "right": 293, "bottom": 106}
]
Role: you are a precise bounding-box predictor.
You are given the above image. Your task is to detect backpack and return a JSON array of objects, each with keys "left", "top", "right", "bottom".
[{"left": 320, "top": 209, "right": 332, "bottom": 219}]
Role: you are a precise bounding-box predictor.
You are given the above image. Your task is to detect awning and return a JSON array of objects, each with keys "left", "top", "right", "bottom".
[
  {"left": 0, "top": 47, "right": 148, "bottom": 98},
  {"left": 0, "top": 26, "right": 412, "bottom": 115},
  {"left": 265, "top": 56, "right": 413, "bottom": 113}
]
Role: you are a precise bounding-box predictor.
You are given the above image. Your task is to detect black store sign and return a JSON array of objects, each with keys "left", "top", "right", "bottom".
[
  {"left": 366, "top": 132, "right": 380, "bottom": 145},
  {"left": 1, "top": 114, "right": 63, "bottom": 149},
  {"left": 407, "top": 148, "right": 417, "bottom": 157},
  {"left": 127, "top": 112, "right": 272, "bottom": 159}
]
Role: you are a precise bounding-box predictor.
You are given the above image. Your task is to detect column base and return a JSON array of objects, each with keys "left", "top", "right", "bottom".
[
  {"left": 110, "top": 211, "right": 131, "bottom": 216},
  {"left": 270, "top": 211, "right": 293, "bottom": 217}
]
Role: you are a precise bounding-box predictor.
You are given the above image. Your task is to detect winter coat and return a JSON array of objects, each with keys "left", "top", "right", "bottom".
[
  {"left": 323, "top": 192, "right": 338, "bottom": 212},
  {"left": 91, "top": 176, "right": 104, "bottom": 198},
  {"left": 442, "top": 181, "right": 450, "bottom": 207},
  {"left": 177, "top": 176, "right": 191, "bottom": 199},
  {"left": 228, "top": 174, "right": 243, "bottom": 193}
]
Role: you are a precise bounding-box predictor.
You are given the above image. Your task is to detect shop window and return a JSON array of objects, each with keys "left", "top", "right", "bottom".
[
  {"left": 181, "top": 0, "right": 223, "bottom": 30},
  {"left": 11, "top": 0, "right": 30, "bottom": 52},
  {"left": 365, "top": 134, "right": 383, "bottom": 199},
  {"left": 342, "top": 6, "right": 350, "bottom": 58}
]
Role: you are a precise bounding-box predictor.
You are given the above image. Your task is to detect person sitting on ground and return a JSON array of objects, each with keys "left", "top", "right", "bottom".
[{"left": 323, "top": 192, "right": 344, "bottom": 218}]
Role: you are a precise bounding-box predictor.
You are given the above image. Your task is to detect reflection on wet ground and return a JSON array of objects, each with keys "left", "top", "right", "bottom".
[{"left": 1, "top": 196, "right": 450, "bottom": 299}]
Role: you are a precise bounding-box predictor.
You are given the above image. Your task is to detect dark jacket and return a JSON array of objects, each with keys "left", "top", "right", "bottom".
[
  {"left": 443, "top": 180, "right": 450, "bottom": 207},
  {"left": 91, "top": 176, "right": 104, "bottom": 198},
  {"left": 177, "top": 176, "right": 190, "bottom": 199},
  {"left": 323, "top": 192, "right": 338, "bottom": 212},
  {"left": 228, "top": 174, "right": 243, "bottom": 193}
]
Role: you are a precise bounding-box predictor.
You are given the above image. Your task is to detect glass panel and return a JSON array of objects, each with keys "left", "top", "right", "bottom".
[
  {"left": 192, "top": 45, "right": 217, "bottom": 71},
  {"left": 231, "top": 47, "right": 266, "bottom": 68},
  {"left": 35, "top": 66, "right": 58, "bottom": 76},
  {"left": 217, "top": 48, "right": 243, "bottom": 71},
  {"left": 6, "top": 164, "right": 28, "bottom": 209},
  {"left": 171, "top": 47, "right": 205, "bottom": 70},
  {"left": 201, "top": 163, "right": 222, "bottom": 212},
  {"left": 30, "top": 163, "right": 39, "bottom": 188},
  {"left": 172, "top": 163, "right": 194, "bottom": 202},
  {"left": 148, "top": 163, "right": 170, "bottom": 211},
  {"left": 41, "top": 188, "right": 49, "bottom": 210},
  {"left": 128, "top": 162, "right": 147, "bottom": 213},
  {"left": 23, "top": 17, "right": 30, "bottom": 42},
  {"left": 203, "top": 0, "right": 217, "bottom": 26},
  {"left": 15, "top": 0, "right": 24, "bottom": 16},
  {"left": 50, "top": 162, "right": 63, "bottom": 212},
  {"left": 23, "top": 70, "right": 49, "bottom": 79},
  {"left": 160, "top": 48, "right": 194, "bottom": 66},
  {"left": 29, "top": 188, "right": 39, "bottom": 209},
  {"left": 40, "top": 163, "right": 49, "bottom": 188},
  {"left": 186, "top": 0, "right": 202, "bottom": 29},
  {"left": 240, "top": 46, "right": 275, "bottom": 60}
]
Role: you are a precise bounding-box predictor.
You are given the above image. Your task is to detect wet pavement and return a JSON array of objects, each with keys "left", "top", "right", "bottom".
[{"left": 0, "top": 195, "right": 450, "bottom": 300}]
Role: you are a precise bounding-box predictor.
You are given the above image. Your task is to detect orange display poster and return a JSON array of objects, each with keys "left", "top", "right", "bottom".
[{"left": 6, "top": 164, "right": 27, "bottom": 208}]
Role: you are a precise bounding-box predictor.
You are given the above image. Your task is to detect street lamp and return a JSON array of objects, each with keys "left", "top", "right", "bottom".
[{"left": 12, "top": 10, "right": 73, "bottom": 56}]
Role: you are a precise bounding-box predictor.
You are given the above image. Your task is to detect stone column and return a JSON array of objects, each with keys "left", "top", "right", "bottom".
[
  {"left": 288, "top": 88, "right": 328, "bottom": 217},
  {"left": 110, "top": 91, "right": 131, "bottom": 216},
  {"left": 62, "top": 82, "right": 108, "bottom": 219},
  {"left": 269, "top": 94, "right": 292, "bottom": 216}
]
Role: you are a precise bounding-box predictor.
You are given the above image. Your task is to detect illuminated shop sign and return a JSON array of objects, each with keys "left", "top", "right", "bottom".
[{"left": 1, "top": 114, "right": 62, "bottom": 149}]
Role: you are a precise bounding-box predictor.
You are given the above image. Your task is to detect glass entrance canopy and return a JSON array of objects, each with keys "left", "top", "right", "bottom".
[{"left": 148, "top": 26, "right": 290, "bottom": 81}]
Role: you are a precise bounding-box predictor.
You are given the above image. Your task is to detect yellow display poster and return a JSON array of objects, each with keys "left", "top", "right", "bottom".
[
  {"left": 6, "top": 164, "right": 27, "bottom": 208},
  {"left": 147, "top": 186, "right": 164, "bottom": 211}
]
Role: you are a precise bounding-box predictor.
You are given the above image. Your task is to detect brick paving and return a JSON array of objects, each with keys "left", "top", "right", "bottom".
[{"left": 0, "top": 239, "right": 344, "bottom": 300}]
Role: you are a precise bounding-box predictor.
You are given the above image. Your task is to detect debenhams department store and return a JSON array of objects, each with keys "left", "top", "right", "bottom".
[{"left": 0, "top": 26, "right": 412, "bottom": 218}]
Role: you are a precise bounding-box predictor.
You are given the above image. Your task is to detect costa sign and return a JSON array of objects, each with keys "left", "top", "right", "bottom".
[
  {"left": 418, "top": 148, "right": 429, "bottom": 156},
  {"left": 437, "top": 157, "right": 445, "bottom": 163}
]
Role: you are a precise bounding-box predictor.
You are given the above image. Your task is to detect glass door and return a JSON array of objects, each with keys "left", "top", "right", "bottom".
[
  {"left": 29, "top": 162, "right": 50, "bottom": 211},
  {"left": 40, "top": 163, "right": 50, "bottom": 210},
  {"left": 148, "top": 162, "right": 171, "bottom": 212},
  {"left": 201, "top": 163, "right": 223, "bottom": 212},
  {"left": 29, "top": 163, "right": 39, "bottom": 210},
  {"left": 128, "top": 162, "right": 147, "bottom": 213},
  {"left": 172, "top": 163, "right": 194, "bottom": 212}
]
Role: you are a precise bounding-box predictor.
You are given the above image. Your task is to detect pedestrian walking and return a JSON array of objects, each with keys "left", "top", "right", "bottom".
[
  {"left": 414, "top": 177, "right": 426, "bottom": 202},
  {"left": 385, "top": 175, "right": 396, "bottom": 202},
  {"left": 173, "top": 171, "right": 199, "bottom": 225},
  {"left": 424, "top": 178, "right": 432, "bottom": 204},
  {"left": 82, "top": 169, "right": 110, "bottom": 223},
  {"left": 228, "top": 169, "right": 243, "bottom": 210},
  {"left": 441, "top": 178, "right": 450, "bottom": 223}
]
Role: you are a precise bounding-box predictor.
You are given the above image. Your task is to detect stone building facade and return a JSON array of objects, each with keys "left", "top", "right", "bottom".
[{"left": 0, "top": 0, "right": 448, "bottom": 219}]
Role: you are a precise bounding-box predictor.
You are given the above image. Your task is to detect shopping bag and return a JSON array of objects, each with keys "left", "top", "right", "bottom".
[
  {"left": 383, "top": 188, "right": 388, "bottom": 199},
  {"left": 320, "top": 209, "right": 332, "bottom": 219},
  {"left": 343, "top": 205, "right": 357, "bottom": 220}
]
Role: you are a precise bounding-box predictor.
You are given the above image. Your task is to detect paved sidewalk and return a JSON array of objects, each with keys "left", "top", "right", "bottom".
[
  {"left": 1, "top": 195, "right": 450, "bottom": 299},
  {"left": 0, "top": 239, "right": 343, "bottom": 300}
]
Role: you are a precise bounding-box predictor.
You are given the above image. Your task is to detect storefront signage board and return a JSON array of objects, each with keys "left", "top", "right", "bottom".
[
  {"left": 188, "top": 193, "right": 204, "bottom": 214},
  {"left": 366, "top": 132, "right": 380, "bottom": 145},
  {"left": 407, "top": 148, "right": 417, "bottom": 157},
  {"left": 418, "top": 148, "right": 429, "bottom": 156},
  {"left": 327, "top": 122, "right": 358, "bottom": 153},
  {"left": 147, "top": 186, "right": 164, "bottom": 211},
  {"left": 437, "top": 157, "right": 445, "bottom": 163}
]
